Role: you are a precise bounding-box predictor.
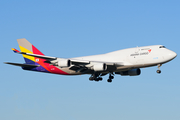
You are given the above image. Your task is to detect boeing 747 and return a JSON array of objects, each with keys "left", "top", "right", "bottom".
[{"left": 5, "top": 38, "right": 177, "bottom": 82}]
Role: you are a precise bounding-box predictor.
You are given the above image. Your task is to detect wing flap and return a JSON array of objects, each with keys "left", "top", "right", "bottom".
[{"left": 71, "top": 59, "right": 90, "bottom": 65}]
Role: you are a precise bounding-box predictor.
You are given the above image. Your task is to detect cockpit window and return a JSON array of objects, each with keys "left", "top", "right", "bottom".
[{"left": 159, "top": 46, "right": 166, "bottom": 48}]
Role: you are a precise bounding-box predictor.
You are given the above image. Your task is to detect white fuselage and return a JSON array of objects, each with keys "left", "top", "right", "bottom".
[{"left": 68, "top": 45, "right": 176, "bottom": 74}]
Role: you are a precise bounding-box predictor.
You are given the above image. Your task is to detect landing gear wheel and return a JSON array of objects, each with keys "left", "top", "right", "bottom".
[
  {"left": 110, "top": 76, "right": 114, "bottom": 79},
  {"left": 156, "top": 70, "right": 161, "bottom": 74},
  {"left": 94, "top": 77, "right": 103, "bottom": 82},
  {"left": 94, "top": 78, "right": 99, "bottom": 81},
  {"left": 107, "top": 73, "right": 114, "bottom": 82},
  {"left": 107, "top": 79, "right": 112, "bottom": 83},
  {"left": 89, "top": 76, "right": 95, "bottom": 81}
]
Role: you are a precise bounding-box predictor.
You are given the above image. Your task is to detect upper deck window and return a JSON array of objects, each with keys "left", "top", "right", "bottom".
[{"left": 159, "top": 46, "right": 166, "bottom": 48}]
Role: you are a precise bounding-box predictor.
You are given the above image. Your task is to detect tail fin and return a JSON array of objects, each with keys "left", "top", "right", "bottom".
[{"left": 17, "top": 38, "right": 44, "bottom": 64}]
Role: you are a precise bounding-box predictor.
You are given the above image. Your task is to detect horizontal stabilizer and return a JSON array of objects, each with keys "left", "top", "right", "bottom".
[
  {"left": 14, "top": 51, "right": 57, "bottom": 60},
  {"left": 4, "top": 62, "right": 40, "bottom": 67},
  {"left": 11, "top": 48, "right": 20, "bottom": 53}
]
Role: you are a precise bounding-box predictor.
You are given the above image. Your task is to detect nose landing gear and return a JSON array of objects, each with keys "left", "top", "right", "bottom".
[{"left": 156, "top": 64, "right": 162, "bottom": 74}]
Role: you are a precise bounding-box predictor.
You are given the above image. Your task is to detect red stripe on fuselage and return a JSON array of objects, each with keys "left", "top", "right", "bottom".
[{"left": 32, "top": 45, "right": 69, "bottom": 75}]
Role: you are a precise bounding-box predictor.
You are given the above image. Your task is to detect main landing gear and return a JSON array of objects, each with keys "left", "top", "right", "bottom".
[
  {"left": 156, "top": 64, "right": 162, "bottom": 74},
  {"left": 107, "top": 73, "right": 114, "bottom": 83},
  {"left": 89, "top": 73, "right": 103, "bottom": 81},
  {"left": 89, "top": 73, "right": 115, "bottom": 83}
]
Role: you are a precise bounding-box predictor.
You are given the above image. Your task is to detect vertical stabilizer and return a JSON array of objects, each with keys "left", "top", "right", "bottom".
[{"left": 17, "top": 38, "right": 44, "bottom": 64}]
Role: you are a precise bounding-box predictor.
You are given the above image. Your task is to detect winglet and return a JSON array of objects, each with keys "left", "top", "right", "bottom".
[{"left": 11, "top": 48, "right": 20, "bottom": 53}]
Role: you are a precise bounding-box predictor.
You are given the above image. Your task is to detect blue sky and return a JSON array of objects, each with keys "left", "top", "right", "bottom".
[{"left": 0, "top": 0, "right": 180, "bottom": 120}]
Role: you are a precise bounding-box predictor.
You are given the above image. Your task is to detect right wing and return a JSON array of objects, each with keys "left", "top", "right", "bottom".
[{"left": 12, "top": 48, "right": 125, "bottom": 72}]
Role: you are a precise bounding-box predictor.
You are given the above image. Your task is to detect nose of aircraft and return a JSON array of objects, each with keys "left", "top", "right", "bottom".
[{"left": 168, "top": 51, "right": 177, "bottom": 60}]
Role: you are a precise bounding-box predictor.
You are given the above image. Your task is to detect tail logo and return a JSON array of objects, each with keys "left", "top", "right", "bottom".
[{"left": 36, "top": 58, "right": 39, "bottom": 62}]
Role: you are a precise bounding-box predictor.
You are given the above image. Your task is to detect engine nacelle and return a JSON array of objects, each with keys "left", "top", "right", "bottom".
[
  {"left": 57, "top": 59, "right": 71, "bottom": 67},
  {"left": 93, "top": 63, "right": 107, "bottom": 71},
  {"left": 117, "top": 68, "right": 141, "bottom": 76}
]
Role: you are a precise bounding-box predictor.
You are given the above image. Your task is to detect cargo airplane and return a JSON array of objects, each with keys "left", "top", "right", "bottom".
[{"left": 5, "top": 38, "right": 177, "bottom": 82}]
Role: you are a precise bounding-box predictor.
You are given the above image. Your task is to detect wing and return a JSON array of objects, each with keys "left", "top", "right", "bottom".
[{"left": 13, "top": 49, "right": 124, "bottom": 72}]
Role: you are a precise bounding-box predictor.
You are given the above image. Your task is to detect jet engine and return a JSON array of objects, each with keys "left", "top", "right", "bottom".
[
  {"left": 116, "top": 68, "right": 141, "bottom": 76},
  {"left": 93, "top": 63, "right": 107, "bottom": 71},
  {"left": 57, "top": 59, "right": 71, "bottom": 67}
]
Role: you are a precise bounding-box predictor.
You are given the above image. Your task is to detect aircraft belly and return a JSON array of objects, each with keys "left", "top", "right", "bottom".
[
  {"left": 116, "top": 63, "right": 154, "bottom": 72},
  {"left": 57, "top": 67, "right": 90, "bottom": 75}
]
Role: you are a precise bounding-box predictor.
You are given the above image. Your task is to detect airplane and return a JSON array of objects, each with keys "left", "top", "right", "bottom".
[{"left": 4, "top": 38, "right": 177, "bottom": 83}]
